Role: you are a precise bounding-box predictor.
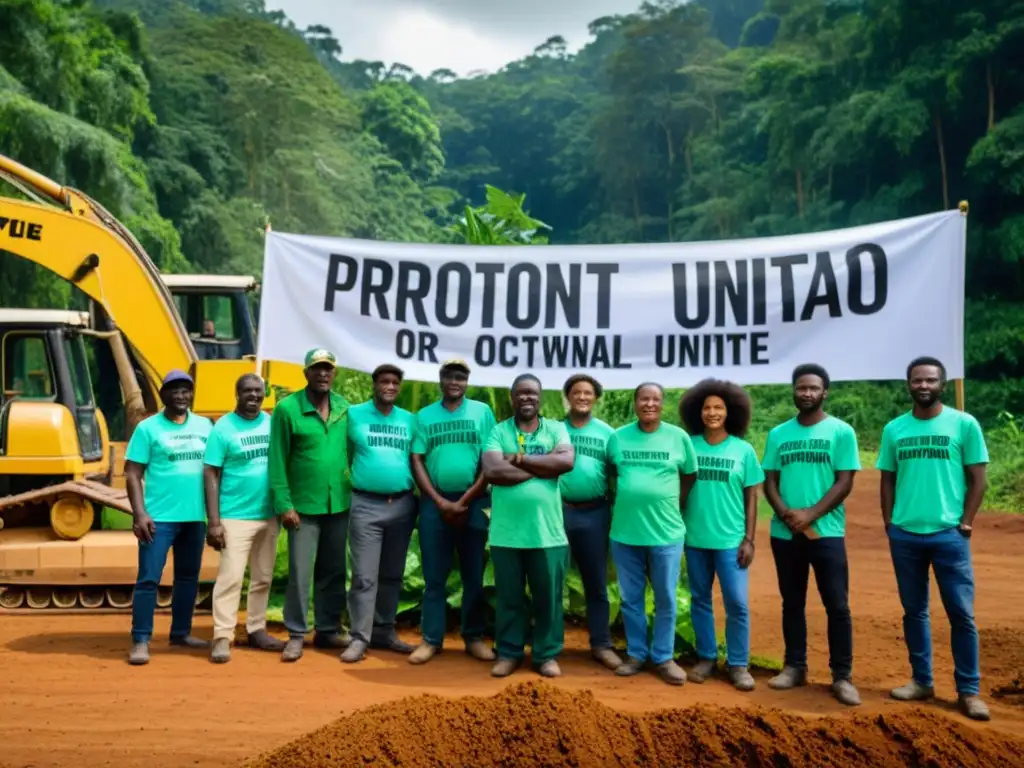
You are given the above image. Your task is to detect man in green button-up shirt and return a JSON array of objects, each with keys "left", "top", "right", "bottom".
[{"left": 268, "top": 348, "right": 352, "bottom": 662}]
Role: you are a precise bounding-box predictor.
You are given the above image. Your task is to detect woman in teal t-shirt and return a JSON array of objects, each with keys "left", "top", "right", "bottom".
[
  {"left": 608, "top": 382, "right": 698, "bottom": 686},
  {"left": 679, "top": 378, "right": 764, "bottom": 692}
]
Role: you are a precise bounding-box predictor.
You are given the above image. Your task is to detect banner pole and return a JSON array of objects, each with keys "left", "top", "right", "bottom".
[
  {"left": 955, "top": 200, "right": 968, "bottom": 411},
  {"left": 256, "top": 219, "right": 272, "bottom": 379}
]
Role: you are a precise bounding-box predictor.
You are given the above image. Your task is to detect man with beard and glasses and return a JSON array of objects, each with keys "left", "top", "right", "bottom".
[
  {"left": 408, "top": 359, "right": 497, "bottom": 665},
  {"left": 482, "top": 373, "right": 575, "bottom": 679},
  {"left": 269, "top": 348, "right": 353, "bottom": 663},
  {"left": 761, "top": 363, "right": 862, "bottom": 706},
  {"left": 878, "top": 357, "right": 991, "bottom": 721},
  {"left": 125, "top": 370, "right": 214, "bottom": 665},
  {"left": 342, "top": 363, "right": 418, "bottom": 664},
  {"left": 558, "top": 373, "right": 621, "bottom": 671},
  {"left": 205, "top": 373, "right": 284, "bottom": 664}
]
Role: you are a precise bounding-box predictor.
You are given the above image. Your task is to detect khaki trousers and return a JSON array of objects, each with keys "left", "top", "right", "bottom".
[{"left": 211, "top": 517, "right": 280, "bottom": 641}]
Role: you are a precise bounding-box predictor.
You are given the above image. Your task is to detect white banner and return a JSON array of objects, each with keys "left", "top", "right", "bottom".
[{"left": 256, "top": 210, "right": 966, "bottom": 389}]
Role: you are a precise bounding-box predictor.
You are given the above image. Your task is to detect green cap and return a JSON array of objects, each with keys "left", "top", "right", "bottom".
[{"left": 304, "top": 348, "right": 337, "bottom": 369}]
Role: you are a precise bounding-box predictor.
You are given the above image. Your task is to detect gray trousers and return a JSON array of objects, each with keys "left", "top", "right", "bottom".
[
  {"left": 347, "top": 491, "right": 417, "bottom": 644},
  {"left": 283, "top": 511, "right": 349, "bottom": 639}
]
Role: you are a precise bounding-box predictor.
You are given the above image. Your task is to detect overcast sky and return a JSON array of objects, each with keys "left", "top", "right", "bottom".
[{"left": 266, "top": 0, "right": 642, "bottom": 76}]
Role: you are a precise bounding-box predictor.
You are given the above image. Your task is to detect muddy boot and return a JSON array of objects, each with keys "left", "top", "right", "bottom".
[
  {"left": 247, "top": 629, "right": 285, "bottom": 651},
  {"left": 615, "top": 657, "right": 645, "bottom": 677},
  {"left": 592, "top": 647, "right": 623, "bottom": 671},
  {"left": 281, "top": 637, "right": 304, "bottom": 663},
  {"left": 340, "top": 639, "right": 368, "bottom": 663},
  {"left": 409, "top": 643, "right": 439, "bottom": 665},
  {"left": 768, "top": 666, "right": 807, "bottom": 690},
  {"left": 466, "top": 639, "right": 496, "bottom": 661},
  {"left": 688, "top": 659, "right": 716, "bottom": 683},
  {"left": 890, "top": 680, "right": 934, "bottom": 701},
  {"left": 491, "top": 657, "right": 520, "bottom": 678},
  {"left": 959, "top": 695, "right": 991, "bottom": 721},
  {"left": 729, "top": 666, "right": 756, "bottom": 692},
  {"left": 654, "top": 660, "right": 687, "bottom": 686},
  {"left": 210, "top": 638, "right": 232, "bottom": 664},
  {"left": 537, "top": 660, "right": 562, "bottom": 678},
  {"left": 832, "top": 679, "right": 861, "bottom": 706},
  {"left": 128, "top": 641, "right": 150, "bottom": 666},
  {"left": 170, "top": 635, "right": 209, "bottom": 649}
]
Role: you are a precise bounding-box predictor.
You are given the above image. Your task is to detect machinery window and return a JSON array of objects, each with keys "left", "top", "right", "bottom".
[
  {"left": 2, "top": 334, "right": 55, "bottom": 401},
  {"left": 63, "top": 336, "right": 96, "bottom": 408},
  {"left": 174, "top": 293, "right": 241, "bottom": 341}
]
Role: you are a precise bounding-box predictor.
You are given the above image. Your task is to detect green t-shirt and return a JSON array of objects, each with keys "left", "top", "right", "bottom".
[
  {"left": 608, "top": 421, "right": 698, "bottom": 547},
  {"left": 203, "top": 411, "right": 273, "bottom": 521},
  {"left": 347, "top": 401, "right": 415, "bottom": 495},
  {"left": 411, "top": 398, "right": 496, "bottom": 493},
  {"left": 762, "top": 415, "right": 861, "bottom": 540},
  {"left": 125, "top": 411, "right": 213, "bottom": 523},
  {"left": 876, "top": 406, "right": 989, "bottom": 535},
  {"left": 558, "top": 417, "right": 614, "bottom": 503},
  {"left": 483, "top": 417, "right": 571, "bottom": 549},
  {"left": 683, "top": 435, "right": 765, "bottom": 550}
]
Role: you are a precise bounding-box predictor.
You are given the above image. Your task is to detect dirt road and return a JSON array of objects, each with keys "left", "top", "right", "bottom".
[{"left": 3, "top": 469, "right": 1024, "bottom": 767}]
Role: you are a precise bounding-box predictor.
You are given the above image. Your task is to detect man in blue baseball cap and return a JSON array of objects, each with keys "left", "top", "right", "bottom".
[{"left": 125, "top": 368, "right": 214, "bottom": 665}]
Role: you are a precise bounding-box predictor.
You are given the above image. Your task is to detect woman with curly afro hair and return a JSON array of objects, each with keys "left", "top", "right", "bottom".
[{"left": 678, "top": 378, "right": 764, "bottom": 692}]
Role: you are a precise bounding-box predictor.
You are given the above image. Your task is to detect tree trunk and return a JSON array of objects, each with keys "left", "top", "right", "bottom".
[
  {"left": 933, "top": 109, "right": 950, "bottom": 210},
  {"left": 795, "top": 168, "right": 804, "bottom": 218},
  {"left": 987, "top": 60, "right": 995, "bottom": 132}
]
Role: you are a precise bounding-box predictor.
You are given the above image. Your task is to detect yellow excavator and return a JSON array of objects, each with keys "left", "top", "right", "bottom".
[{"left": 0, "top": 153, "right": 306, "bottom": 612}]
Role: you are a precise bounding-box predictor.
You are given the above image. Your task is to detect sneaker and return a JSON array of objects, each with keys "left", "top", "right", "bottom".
[
  {"left": 340, "top": 639, "right": 368, "bottom": 663},
  {"left": 890, "top": 680, "right": 934, "bottom": 701},
  {"left": 409, "top": 643, "right": 439, "bottom": 665},
  {"left": 491, "top": 657, "right": 520, "bottom": 678},
  {"left": 832, "top": 679, "right": 861, "bottom": 706},
  {"left": 729, "top": 666, "right": 756, "bottom": 692},
  {"left": 615, "top": 657, "right": 645, "bottom": 677},
  {"left": 128, "top": 641, "right": 150, "bottom": 666},
  {"left": 654, "top": 660, "right": 687, "bottom": 686},
  {"left": 210, "top": 637, "right": 232, "bottom": 664},
  {"left": 247, "top": 629, "right": 285, "bottom": 651},
  {"left": 959, "top": 695, "right": 991, "bottom": 721},
  {"left": 466, "top": 639, "right": 496, "bottom": 661},
  {"left": 768, "top": 666, "right": 807, "bottom": 690},
  {"left": 537, "top": 660, "right": 562, "bottom": 678},
  {"left": 689, "top": 659, "right": 716, "bottom": 684},
  {"left": 281, "top": 637, "right": 304, "bottom": 663},
  {"left": 592, "top": 647, "right": 623, "bottom": 671}
]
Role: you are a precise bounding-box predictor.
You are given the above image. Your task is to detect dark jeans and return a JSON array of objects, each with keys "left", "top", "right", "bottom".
[
  {"left": 419, "top": 492, "right": 490, "bottom": 648},
  {"left": 770, "top": 534, "right": 853, "bottom": 682},
  {"left": 888, "top": 525, "right": 980, "bottom": 696},
  {"left": 492, "top": 545, "right": 567, "bottom": 664},
  {"left": 563, "top": 501, "right": 613, "bottom": 650},
  {"left": 131, "top": 521, "right": 206, "bottom": 643},
  {"left": 283, "top": 511, "right": 349, "bottom": 639}
]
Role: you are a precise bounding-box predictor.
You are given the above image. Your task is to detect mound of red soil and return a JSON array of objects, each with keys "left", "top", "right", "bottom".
[
  {"left": 993, "top": 671, "right": 1024, "bottom": 705},
  {"left": 243, "top": 681, "right": 1024, "bottom": 768}
]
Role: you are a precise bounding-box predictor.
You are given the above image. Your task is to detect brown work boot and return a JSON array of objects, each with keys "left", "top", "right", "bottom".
[
  {"left": 592, "top": 647, "right": 623, "bottom": 671},
  {"left": 537, "top": 659, "right": 562, "bottom": 678},
  {"left": 409, "top": 643, "right": 439, "bottom": 665},
  {"left": 832, "top": 679, "right": 861, "bottom": 706},
  {"left": 491, "top": 657, "right": 520, "bottom": 678},
  {"left": 615, "top": 657, "right": 645, "bottom": 677},
  {"left": 210, "top": 638, "right": 232, "bottom": 664},
  {"left": 959, "top": 695, "right": 992, "bottom": 721},
  {"left": 688, "top": 659, "right": 716, "bottom": 683},
  {"left": 247, "top": 629, "right": 285, "bottom": 651},
  {"left": 466, "top": 639, "right": 496, "bottom": 661},
  {"left": 281, "top": 637, "right": 304, "bottom": 663},
  {"left": 768, "top": 666, "right": 807, "bottom": 690},
  {"left": 128, "top": 641, "right": 150, "bottom": 666},
  {"left": 729, "top": 666, "right": 756, "bottom": 692},
  {"left": 654, "top": 660, "right": 687, "bottom": 686}
]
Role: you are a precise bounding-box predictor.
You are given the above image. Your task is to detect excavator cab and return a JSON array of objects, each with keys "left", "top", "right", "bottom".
[{"left": 161, "top": 274, "right": 259, "bottom": 361}]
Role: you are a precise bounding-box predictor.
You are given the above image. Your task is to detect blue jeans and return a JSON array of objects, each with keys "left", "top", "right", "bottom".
[
  {"left": 611, "top": 540, "right": 683, "bottom": 665},
  {"left": 685, "top": 546, "right": 750, "bottom": 667},
  {"left": 419, "top": 492, "right": 489, "bottom": 648},
  {"left": 888, "top": 525, "right": 980, "bottom": 696},
  {"left": 131, "top": 521, "right": 206, "bottom": 643},
  {"left": 563, "top": 502, "right": 613, "bottom": 650}
]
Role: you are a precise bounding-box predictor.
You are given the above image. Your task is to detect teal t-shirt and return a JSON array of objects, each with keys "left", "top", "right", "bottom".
[
  {"left": 876, "top": 406, "right": 989, "bottom": 534},
  {"left": 559, "top": 417, "right": 614, "bottom": 503},
  {"left": 411, "top": 398, "right": 496, "bottom": 492},
  {"left": 347, "top": 401, "right": 415, "bottom": 494},
  {"left": 762, "top": 415, "right": 861, "bottom": 539},
  {"left": 125, "top": 411, "right": 213, "bottom": 523},
  {"left": 203, "top": 411, "right": 273, "bottom": 521},
  {"left": 683, "top": 435, "right": 765, "bottom": 550},
  {"left": 483, "top": 418, "right": 571, "bottom": 549},
  {"left": 609, "top": 421, "right": 698, "bottom": 547}
]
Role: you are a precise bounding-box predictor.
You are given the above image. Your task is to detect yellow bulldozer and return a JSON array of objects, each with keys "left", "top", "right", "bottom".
[{"left": 0, "top": 153, "right": 306, "bottom": 612}]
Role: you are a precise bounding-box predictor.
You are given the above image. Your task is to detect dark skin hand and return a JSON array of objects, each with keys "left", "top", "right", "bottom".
[
  {"left": 738, "top": 485, "right": 758, "bottom": 568},
  {"left": 768, "top": 470, "right": 856, "bottom": 533}
]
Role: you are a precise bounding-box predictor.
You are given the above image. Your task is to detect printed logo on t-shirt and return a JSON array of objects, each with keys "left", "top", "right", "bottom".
[
  {"left": 167, "top": 432, "right": 208, "bottom": 462},
  {"left": 424, "top": 419, "right": 480, "bottom": 450},
  {"left": 697, "top": 454, "right": 735, "bottom": 482},
  {"left": 896, "top": 435, "right": 951, "bottom": 461},
  {"left": 777, "top": 439, "right": 832, "bottom": 467},
  {"left": 571, "top": 434, "right": 606, "bottom": 461},
  {"left": 367, "top": 423, "right": 410, "bottom": 450},
  {"left": 621, "top": 450, "right": 670, "bottom": 465}
]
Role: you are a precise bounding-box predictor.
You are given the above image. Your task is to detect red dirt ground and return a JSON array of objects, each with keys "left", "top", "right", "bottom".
[{"left": 3, "top": 469, "right": 1024, "bottom": 768}]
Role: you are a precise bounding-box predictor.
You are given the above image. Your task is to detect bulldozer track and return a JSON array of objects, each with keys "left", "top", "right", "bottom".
[{"left": 0, "top": 479, "right": 131, "bottom": 514}]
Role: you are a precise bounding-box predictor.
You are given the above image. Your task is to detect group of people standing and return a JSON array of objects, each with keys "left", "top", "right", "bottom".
[{"left": 122, "top": 349, "right": 992, "bottom": 722}]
